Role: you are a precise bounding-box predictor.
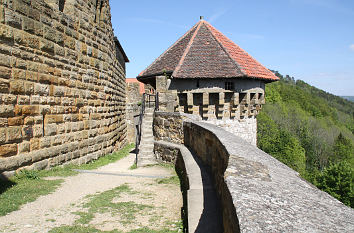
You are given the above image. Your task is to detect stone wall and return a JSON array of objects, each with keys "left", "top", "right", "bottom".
[
  {"left": 0, "top": 0, "right": 127, "bottom": 176},
  {"left": 154, "top": 140, "right": 179, "bottom": 164},
  {"left": 153, "top": 111, "right": 200, "bottom": 144},
  {"left": 154, "top": 75, "right": 263, "bottom": 145},
  {"left": 207, "top": 118, "right": 257, "bottom": 145},
  {"left": 126, "top": 82, "right": 140, "bottom": 143},
  {"left": 183, "top": 121, "right": 354, "bottom": 232}
]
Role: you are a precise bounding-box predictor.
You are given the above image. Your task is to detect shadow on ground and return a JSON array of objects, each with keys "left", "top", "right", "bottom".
[{"left": 0, "top": 174, "right": 16, "bottom": 195}]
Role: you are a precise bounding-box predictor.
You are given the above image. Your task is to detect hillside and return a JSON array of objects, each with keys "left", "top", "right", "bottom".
[
  {"left": 342, "top": 96, "right": 354, "bottom": 102},
  {"left": 257, "top": 72, "right": 354, "bottom": 208}
]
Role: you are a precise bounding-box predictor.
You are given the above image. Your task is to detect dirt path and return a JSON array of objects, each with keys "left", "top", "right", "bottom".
[{"left": 0, "top": 154, "right": 183, "bottom": 233}]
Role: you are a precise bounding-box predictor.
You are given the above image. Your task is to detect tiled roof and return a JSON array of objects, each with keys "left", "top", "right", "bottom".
[
  {"left": 126, "top": 78, "right": 145, "bottom": 94},
  {"left": 138, "top": 20, "right": 279, "bottom": 81}
]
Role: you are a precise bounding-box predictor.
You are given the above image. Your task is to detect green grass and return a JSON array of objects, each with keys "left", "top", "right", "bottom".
[
  {"left": 0, "top": 176, "right": 63, "bottom": 216},
  {"left": 39, "top": 143, "right": 135, "bottom": 177},
  {"left": 129, "top": 163, "right": 137, "bottom": 170},
  {"left": 50, "top": 184, "right": 154, "bottom": 232},
  {"left": 156, "top": 175, "right": 180, "bottom": 185},
  {"left": 49, "top": 184, "right": 182, "bottom": 233},
  {"left": 49, "top": 226, "right": 180, "bottom": 233},
  {"left": 80, "top": 184, "right": 150, "bottom": 225},
  {"left": 0, "top": 144, "right": 135, "bottom": 217}
]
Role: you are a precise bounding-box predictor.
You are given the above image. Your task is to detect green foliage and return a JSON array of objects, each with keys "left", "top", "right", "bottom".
[
  {"left": 315, "top": 161, "right": 354, "bottom": 207},
  {"left": 332, "top": 133, "right": 354, "bottom": 164},
  {"left": 258, "top": 112, "right": 306, "bottom": 175},
  {"left": 258, "top": 71, "right": 354, "bottom": 207}
]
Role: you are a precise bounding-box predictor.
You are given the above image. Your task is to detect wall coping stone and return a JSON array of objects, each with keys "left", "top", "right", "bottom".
[
  {"left": 154, "top": 140, "right": 223, "bottom": 232},
  {"left": 184, "top": 121, "right": 354, "bottom": 232}
]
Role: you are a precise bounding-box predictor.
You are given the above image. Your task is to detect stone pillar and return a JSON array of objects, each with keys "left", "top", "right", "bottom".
[
  {"left": 187, "top": 93, "right": 193, "bottom": 114},
  {"left": 202, "top": 93, "right": 209, "bottom": 119},
  {"left": 156, "top": 75, "right": 168, "bottom": 111},
  {"left": 156, "top": 75, "right": 167, "bottom": 92},
  {"left": 218, "top": 92, "right": 225, "bottom": 119}
]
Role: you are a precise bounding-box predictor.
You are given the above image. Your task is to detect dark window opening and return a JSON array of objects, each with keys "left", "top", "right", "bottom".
[
  {"left": 59, "top": 0, "right": 65, "bottom": 12},
  {"left": 239, "top": 93, "right": 247, "bottom": 104},
  {"left": 250, "top": 93, "right": 256, "bottom": 100},
  {"left": 225, "top": 81, "right": 234, "bottom": 90},
  {"left": 196, "top": 80, "right": 200, "bottom": 88}
]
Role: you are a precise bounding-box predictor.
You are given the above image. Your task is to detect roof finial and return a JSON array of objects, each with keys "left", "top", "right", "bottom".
[{"left": 200, "top": 16, "right": 204, "bottom": 20}]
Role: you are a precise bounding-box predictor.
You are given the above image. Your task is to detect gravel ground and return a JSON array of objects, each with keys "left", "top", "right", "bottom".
[{"left": 0, "top": 153, "right": 182, "bottom": 233}]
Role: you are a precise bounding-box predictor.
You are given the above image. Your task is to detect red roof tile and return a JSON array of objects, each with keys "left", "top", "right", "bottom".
[
  {"left": 126, "top": 78, "right": 145, "bottom": 94},
  {"left": 138, "top": 20, "right": 279, "bottom": 81}
]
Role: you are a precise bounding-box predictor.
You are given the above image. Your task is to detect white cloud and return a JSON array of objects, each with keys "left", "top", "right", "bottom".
[
  {"left": 208, "top": 9, "right": 228, "bottom": 23},
  {"left": 349, "top": 44, "right": 354, "bottom": 51}
]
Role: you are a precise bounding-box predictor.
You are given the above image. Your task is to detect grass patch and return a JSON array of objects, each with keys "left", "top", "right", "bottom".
[
  {"left": 129, "top": 163, "right": 137, "bottom": 170},
  {"left": 50, "top": 184, "right": 160, "bottom": 232},
  {"left": 49, "top": 226, "right": 180, "bottom": 233},
  {"left": 39, "top": 143, "right": 135, "bottom": 177},
  {"left": 157, "top": 175, "right": 180, "bottom": 185},
  {"left": 0, "top": 176, "right": 63, "bottom": 216},
  {"left": 80, "top": 184, "right": 149, "bottom": 225},
  {"left": 0, "top": 144, "right": 135, "bottom": 217}
]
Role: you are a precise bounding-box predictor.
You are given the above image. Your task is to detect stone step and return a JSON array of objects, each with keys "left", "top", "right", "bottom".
[
  {"left": 140, "top": 140, "right": 154, "bottom": 145},
  {"left": 142, "top": 131, "right": 153, "bottom": 136},
  {"left": 139, "top": 143, "right": 154, "bottom": 149}
]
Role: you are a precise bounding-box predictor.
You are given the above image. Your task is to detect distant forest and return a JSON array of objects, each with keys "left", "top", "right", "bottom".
[
  {"left": 257, "top": 71, "right": 354, "bottom": 208},
  {"left": 342, "top": 96, "right": 354, "bottom": 102}
]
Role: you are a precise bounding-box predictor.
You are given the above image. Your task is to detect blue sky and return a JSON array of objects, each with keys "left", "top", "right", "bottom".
[{"left": 110, "top": 0, "right": 354, "bottom": 96}]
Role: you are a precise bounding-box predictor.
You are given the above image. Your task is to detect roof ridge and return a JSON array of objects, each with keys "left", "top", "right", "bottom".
[
  {"left": 204, "top": 21, "right": 277, "bottom": 80},
  {"left": 172, "top": 21, "right": 203, "bottom": 77},
  {"left": 138, "top": 22, "right": 199, "bottom": 77},
  {"left": 203, "top": 21, "right": 246, "bottom": 76}
]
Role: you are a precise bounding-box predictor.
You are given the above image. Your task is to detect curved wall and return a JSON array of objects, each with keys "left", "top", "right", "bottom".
[{"left": 0, "top": 0, "right": 126, "bottom": 176}]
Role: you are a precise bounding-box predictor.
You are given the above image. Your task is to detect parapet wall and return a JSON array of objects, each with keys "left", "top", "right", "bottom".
[
  {"left": 153, "top": 112, "right": 354, "bottom": 232},
  {"left": 0, "top": 0, "right": 127, "bottom": 176},
  {"left": 183, "top": 121, "right": 354, "bottom": 232}
]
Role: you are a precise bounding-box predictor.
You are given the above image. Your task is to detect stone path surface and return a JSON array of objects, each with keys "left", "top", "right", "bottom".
[{"left": 0, "top": 153, "right": 182, "bottom": 233}]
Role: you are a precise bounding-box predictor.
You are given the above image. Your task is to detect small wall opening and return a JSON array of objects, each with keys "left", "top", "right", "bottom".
[
  {"left": 209, "top": 93, "right": 220, "bottom": 119},
  {"left": 250, "top": 93, "right": 256, "bottom": 104},
  {"left": 178, "top": 93, "right": 188, "bottom": 113},
  {"left": 239, "top": 93, "right": 247, "bottom": 104},
  {"left": 59, "top": 0, "right": 65, "bottom": 12},
  {"left": 193, "top": 93, "right": 203, "bottom": 117}
]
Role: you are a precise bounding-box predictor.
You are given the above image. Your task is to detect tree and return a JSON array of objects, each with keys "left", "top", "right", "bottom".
[
  {"left": 315, "top": 161, "right": 354, "bottom": 207},
  {"left": 331, "top": 133, "right": 353, "bottom": 164}
]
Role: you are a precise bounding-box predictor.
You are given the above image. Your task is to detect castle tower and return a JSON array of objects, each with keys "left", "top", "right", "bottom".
[{"left": 137, "top": 18, "right": 278, "bottom": 145}]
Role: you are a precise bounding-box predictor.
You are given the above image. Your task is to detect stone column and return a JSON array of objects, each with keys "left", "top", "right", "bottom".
[
  {"left": 202, "top": 92, "right": 209, "bottom": 119},
  {"left": 156, "top": 75, "right": 168, "bottom": 111},
  {"left": 218, "top": 92, "right": 225, "bottom": 119},
  {"left": 187, "top": 92, "right": 193, "bottom": 114}
]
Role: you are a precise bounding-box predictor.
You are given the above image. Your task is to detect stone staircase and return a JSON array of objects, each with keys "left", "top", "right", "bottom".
[{"left": 137, "top": 107, "right": 157, "bottom": 167}]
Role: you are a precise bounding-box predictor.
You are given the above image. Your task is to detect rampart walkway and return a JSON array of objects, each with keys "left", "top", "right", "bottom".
[{"left": 0, "top": 153, "right": 182, "bottom": 232}]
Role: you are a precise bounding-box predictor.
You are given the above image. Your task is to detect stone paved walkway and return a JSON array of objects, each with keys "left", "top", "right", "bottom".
[{"left": 0, "top": 153, "right": 182, "bottom": 233}]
